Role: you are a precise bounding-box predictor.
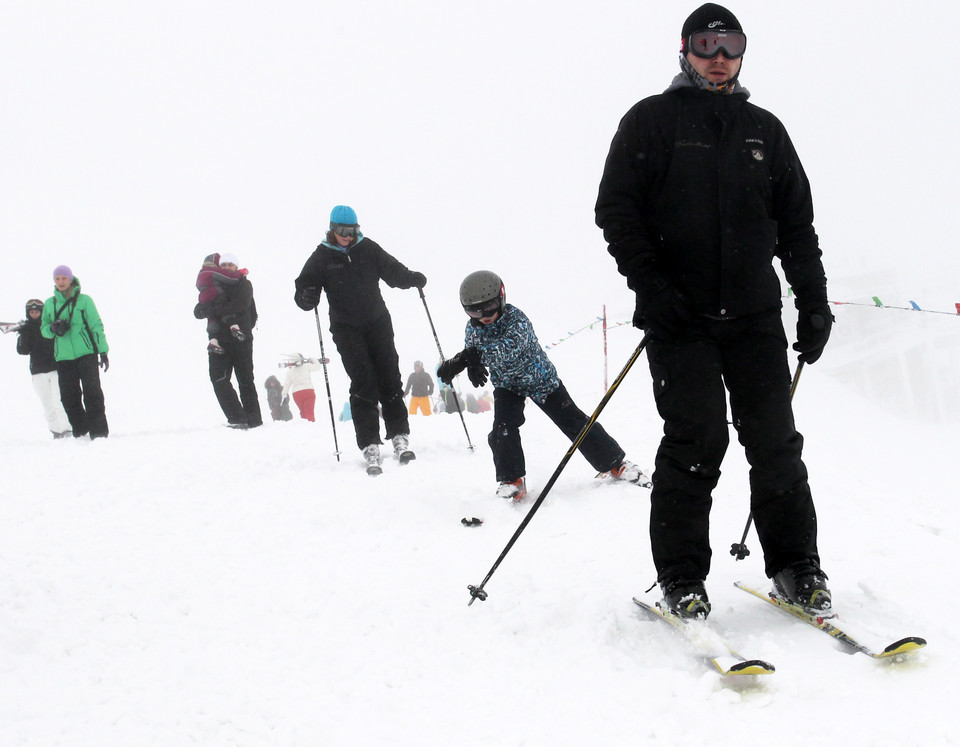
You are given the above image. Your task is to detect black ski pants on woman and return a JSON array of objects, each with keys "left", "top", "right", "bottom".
[
  {"left": 57, "top": 353, "right": 108, "bottom": 438},
  {"left": 331, "top": 316, "right": 409, "bottom": 450},
  {"left": 489, "top": 382, "right": 625, "bottom": 482},
  {"left": 645, "top": 309, "right": 819, "bottom": 583}
]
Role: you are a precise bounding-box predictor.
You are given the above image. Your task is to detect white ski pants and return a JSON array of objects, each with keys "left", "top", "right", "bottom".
[{"left": 31, "top": 370, "right": 71, "bottom": 435}]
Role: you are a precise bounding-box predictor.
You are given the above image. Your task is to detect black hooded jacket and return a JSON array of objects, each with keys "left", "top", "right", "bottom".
[{"left": 595, "top": 76, "right": 827, "bottom": 318}]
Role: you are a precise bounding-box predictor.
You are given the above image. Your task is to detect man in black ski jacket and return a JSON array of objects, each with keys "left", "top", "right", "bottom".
[
  {"left": 595, "top": 4, "right": 833, "bottom": 619},
  {"left": 294, "top": 205, "right": 427, "bottom": 474}
]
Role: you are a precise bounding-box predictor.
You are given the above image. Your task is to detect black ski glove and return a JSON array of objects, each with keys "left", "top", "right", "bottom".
[
  {"left": 437, "top": 347, "right": 483, "bottom": 386},
  {"left": 408, "top": 271, "right": 427, "bottom": 289},
  {"left": 632, "top": 274, "right": 694, "bottom": 339},
  {"left": 794, "top": 302, "right": 834, "bottom": 364},
  {"left": 50, "top": 319, "right": 70, "bottom": 336},
  {"left": 295, "top": 286, "right": 321, "bottom": 310},
  {"left": 99, "top": 354, "right": 109, "bottom": 372},
  {"left": 467, "top": 358, "right": 488, "bottom": 388},
  {"left": 230, "top": 325, "right": 246, "bottom": 342}
]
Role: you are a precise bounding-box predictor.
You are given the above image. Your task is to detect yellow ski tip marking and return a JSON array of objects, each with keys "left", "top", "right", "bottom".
[{"left": 879, "top": 637, "right": 927, "bottom": 658}]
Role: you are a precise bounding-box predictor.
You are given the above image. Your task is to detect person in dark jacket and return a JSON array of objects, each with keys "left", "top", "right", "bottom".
[
  {"left": 16, "top": 298, "right": 71, "bottom": 438},
  {"left": 197, "top": 253, "right": 262, "bottom": 429},
  {"left": 41, "top": 266, "right": 111, "bottom": 439},
  {"left": 404, "top": 360, "right": 435, "bottom": 416},
  {"left": 264, "top": 375, "right": 293, "bottom": 421},
  {"left": 595, "top": 4, "right": 833, "bottom": 619},
  {"left": 294, "top": 205, "right": 427, "bottom": 474}
]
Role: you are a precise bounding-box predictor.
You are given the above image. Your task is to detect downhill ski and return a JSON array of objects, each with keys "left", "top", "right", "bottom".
[
  {"left": 734, "top": 581, "right": 926, "bottom": 659},
  {"left": 633, "top": 597, "right": 775, "bottom": 675}
]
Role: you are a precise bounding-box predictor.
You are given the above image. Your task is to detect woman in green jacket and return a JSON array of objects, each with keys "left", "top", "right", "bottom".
[{"left": 41, "top": 265, "right": 110, "bottom": 439}]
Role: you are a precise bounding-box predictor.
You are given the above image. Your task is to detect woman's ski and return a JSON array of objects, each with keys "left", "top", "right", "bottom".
[{"left": 734, "top": 581, "right": 927, "bottom": 659}]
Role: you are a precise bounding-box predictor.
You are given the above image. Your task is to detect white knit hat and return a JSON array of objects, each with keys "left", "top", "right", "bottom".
[{"left": 219, "top": 252, "right": 240, "bottom": 267}]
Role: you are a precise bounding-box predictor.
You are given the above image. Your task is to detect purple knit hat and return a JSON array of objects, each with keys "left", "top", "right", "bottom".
[{"left": 53, "top": 265, "right": 73, "bottom": 281}]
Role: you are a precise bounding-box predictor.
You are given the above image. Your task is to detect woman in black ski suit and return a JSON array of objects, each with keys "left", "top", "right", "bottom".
[{"left": 293, "top": 205, "right": 426, "bottom": 472}]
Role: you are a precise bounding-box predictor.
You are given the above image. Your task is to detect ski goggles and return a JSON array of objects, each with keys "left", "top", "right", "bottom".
[
  {"left": 464, "top": 300, "right": 500, "bottom": 319},
  {"left": 26, "top": 300, "right": 44, "bottom": 312},
  {"left": 332, "top": 224, "right": 358, "bottom": 238},
  {"left": 685, "top": 30, "right": 747, "bottom": 59}
]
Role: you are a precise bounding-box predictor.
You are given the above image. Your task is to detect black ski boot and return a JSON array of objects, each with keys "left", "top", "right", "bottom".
[
  {"left": 661, "top": 578, "right": 711, "bottom": 620},
  {"left": 773, "top": 560, "right": 832, "bottom": 613}
]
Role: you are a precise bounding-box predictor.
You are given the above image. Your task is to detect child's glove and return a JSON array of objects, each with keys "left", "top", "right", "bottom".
[
  {"left": 437, "top": 347, "right": 481, "bottom": 386},
  {"left": 467, "top": 358, "right": 488, "bottom": 388},
  {"left": 230, "top": 325, "right": 246, "bottom": 342}
]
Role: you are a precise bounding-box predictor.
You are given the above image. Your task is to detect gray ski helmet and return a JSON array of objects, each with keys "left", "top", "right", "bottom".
[{"left": 459, "top": 270, "right": 505, "bottom": 316}]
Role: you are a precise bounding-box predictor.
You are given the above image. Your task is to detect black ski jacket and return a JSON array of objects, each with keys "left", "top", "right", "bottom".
[
  {"left": 16, "top": 317, "right": 58, "bottom": 375},
  {"left": 294, "top": 237, "right": 420, "bottom": 327},
  {"left": 595, "top": 81, "right": 827, "bottom": 318},
  {"left": 404, "top": 369, "right": 435, "bottom": 398},
  {"left": 211, "top": 276, "right": 258, "bottom": 336}
]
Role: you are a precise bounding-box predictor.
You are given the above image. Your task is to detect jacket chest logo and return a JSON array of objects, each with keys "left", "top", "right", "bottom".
[{"left": 745, "top": 137, "right": 765, "bottom": 161}]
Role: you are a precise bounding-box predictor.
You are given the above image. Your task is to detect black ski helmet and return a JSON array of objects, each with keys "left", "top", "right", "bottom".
[
  {"left": 459, "top": 270, "right": 505, "bottom": 317},
  {"left": 25, "top": 298, "right": 43, "bottom": 315}
]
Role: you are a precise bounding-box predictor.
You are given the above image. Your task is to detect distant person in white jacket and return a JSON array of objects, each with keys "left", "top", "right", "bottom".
[{"left": 282, "top": 355, "right": 323, "bottom": 422}]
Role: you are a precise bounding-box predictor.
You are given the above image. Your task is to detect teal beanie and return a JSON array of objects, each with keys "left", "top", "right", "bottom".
[{"left": 329, "top": 205, "right": 358, "bottom": 226}]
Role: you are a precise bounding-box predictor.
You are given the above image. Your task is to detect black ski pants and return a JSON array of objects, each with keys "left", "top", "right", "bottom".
[
  {"left": 331, "top": 317, "right": 409, "bottom": 449},
  {"left": 645, "top": 309, "right": 819, "bottom": 582},
  {"left": 489, "top": 382, "right": 625, "bottom": 482},
  {"left": 209, "top": 335, "right": 262, "bottom": 427},
  {"left": 57, "top": 353, "right": 108, "bottom": 438}
]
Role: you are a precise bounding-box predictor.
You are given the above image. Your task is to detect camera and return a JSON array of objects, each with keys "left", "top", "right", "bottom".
[{"left": 50, "top": 319, "right": 70, "bottom": 336}]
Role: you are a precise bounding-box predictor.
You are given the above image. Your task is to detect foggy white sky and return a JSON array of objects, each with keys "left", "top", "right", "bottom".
[{"left": 2, "top": 1, "right": 957, "bottom": 415}]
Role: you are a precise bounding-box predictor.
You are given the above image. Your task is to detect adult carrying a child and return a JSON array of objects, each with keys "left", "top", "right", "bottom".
[{"left": 197, "top": 253, "right": 262, "bottom": 429}]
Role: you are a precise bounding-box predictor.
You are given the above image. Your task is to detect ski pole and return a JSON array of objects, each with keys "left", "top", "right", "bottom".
[
  {"left": 730, "top": 360, "right": 805, "bottom": 560},
  {"left": 467, "top": 333, "right": 651, "bottom": 605},
  {"left": 314, "top": 307, "right": 342, "bottom": 462},
  {"left": 418, "top": 287, "right": 475, "bottom": 451}
]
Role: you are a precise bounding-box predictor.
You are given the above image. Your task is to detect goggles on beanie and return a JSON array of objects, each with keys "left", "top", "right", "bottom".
[
  {"left": 332, "top": 224, "right": 358, "bottom": 238},
  {"left": 26, "top": 300, "right": 44, "bottom": 312},
  {"left": 684, "top": 30, "right": 747, "bottom": 59}
]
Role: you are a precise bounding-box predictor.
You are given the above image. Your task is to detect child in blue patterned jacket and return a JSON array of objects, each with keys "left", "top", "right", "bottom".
[{"left": 438, "top": 270, "right": 650, "bottom": 501}]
